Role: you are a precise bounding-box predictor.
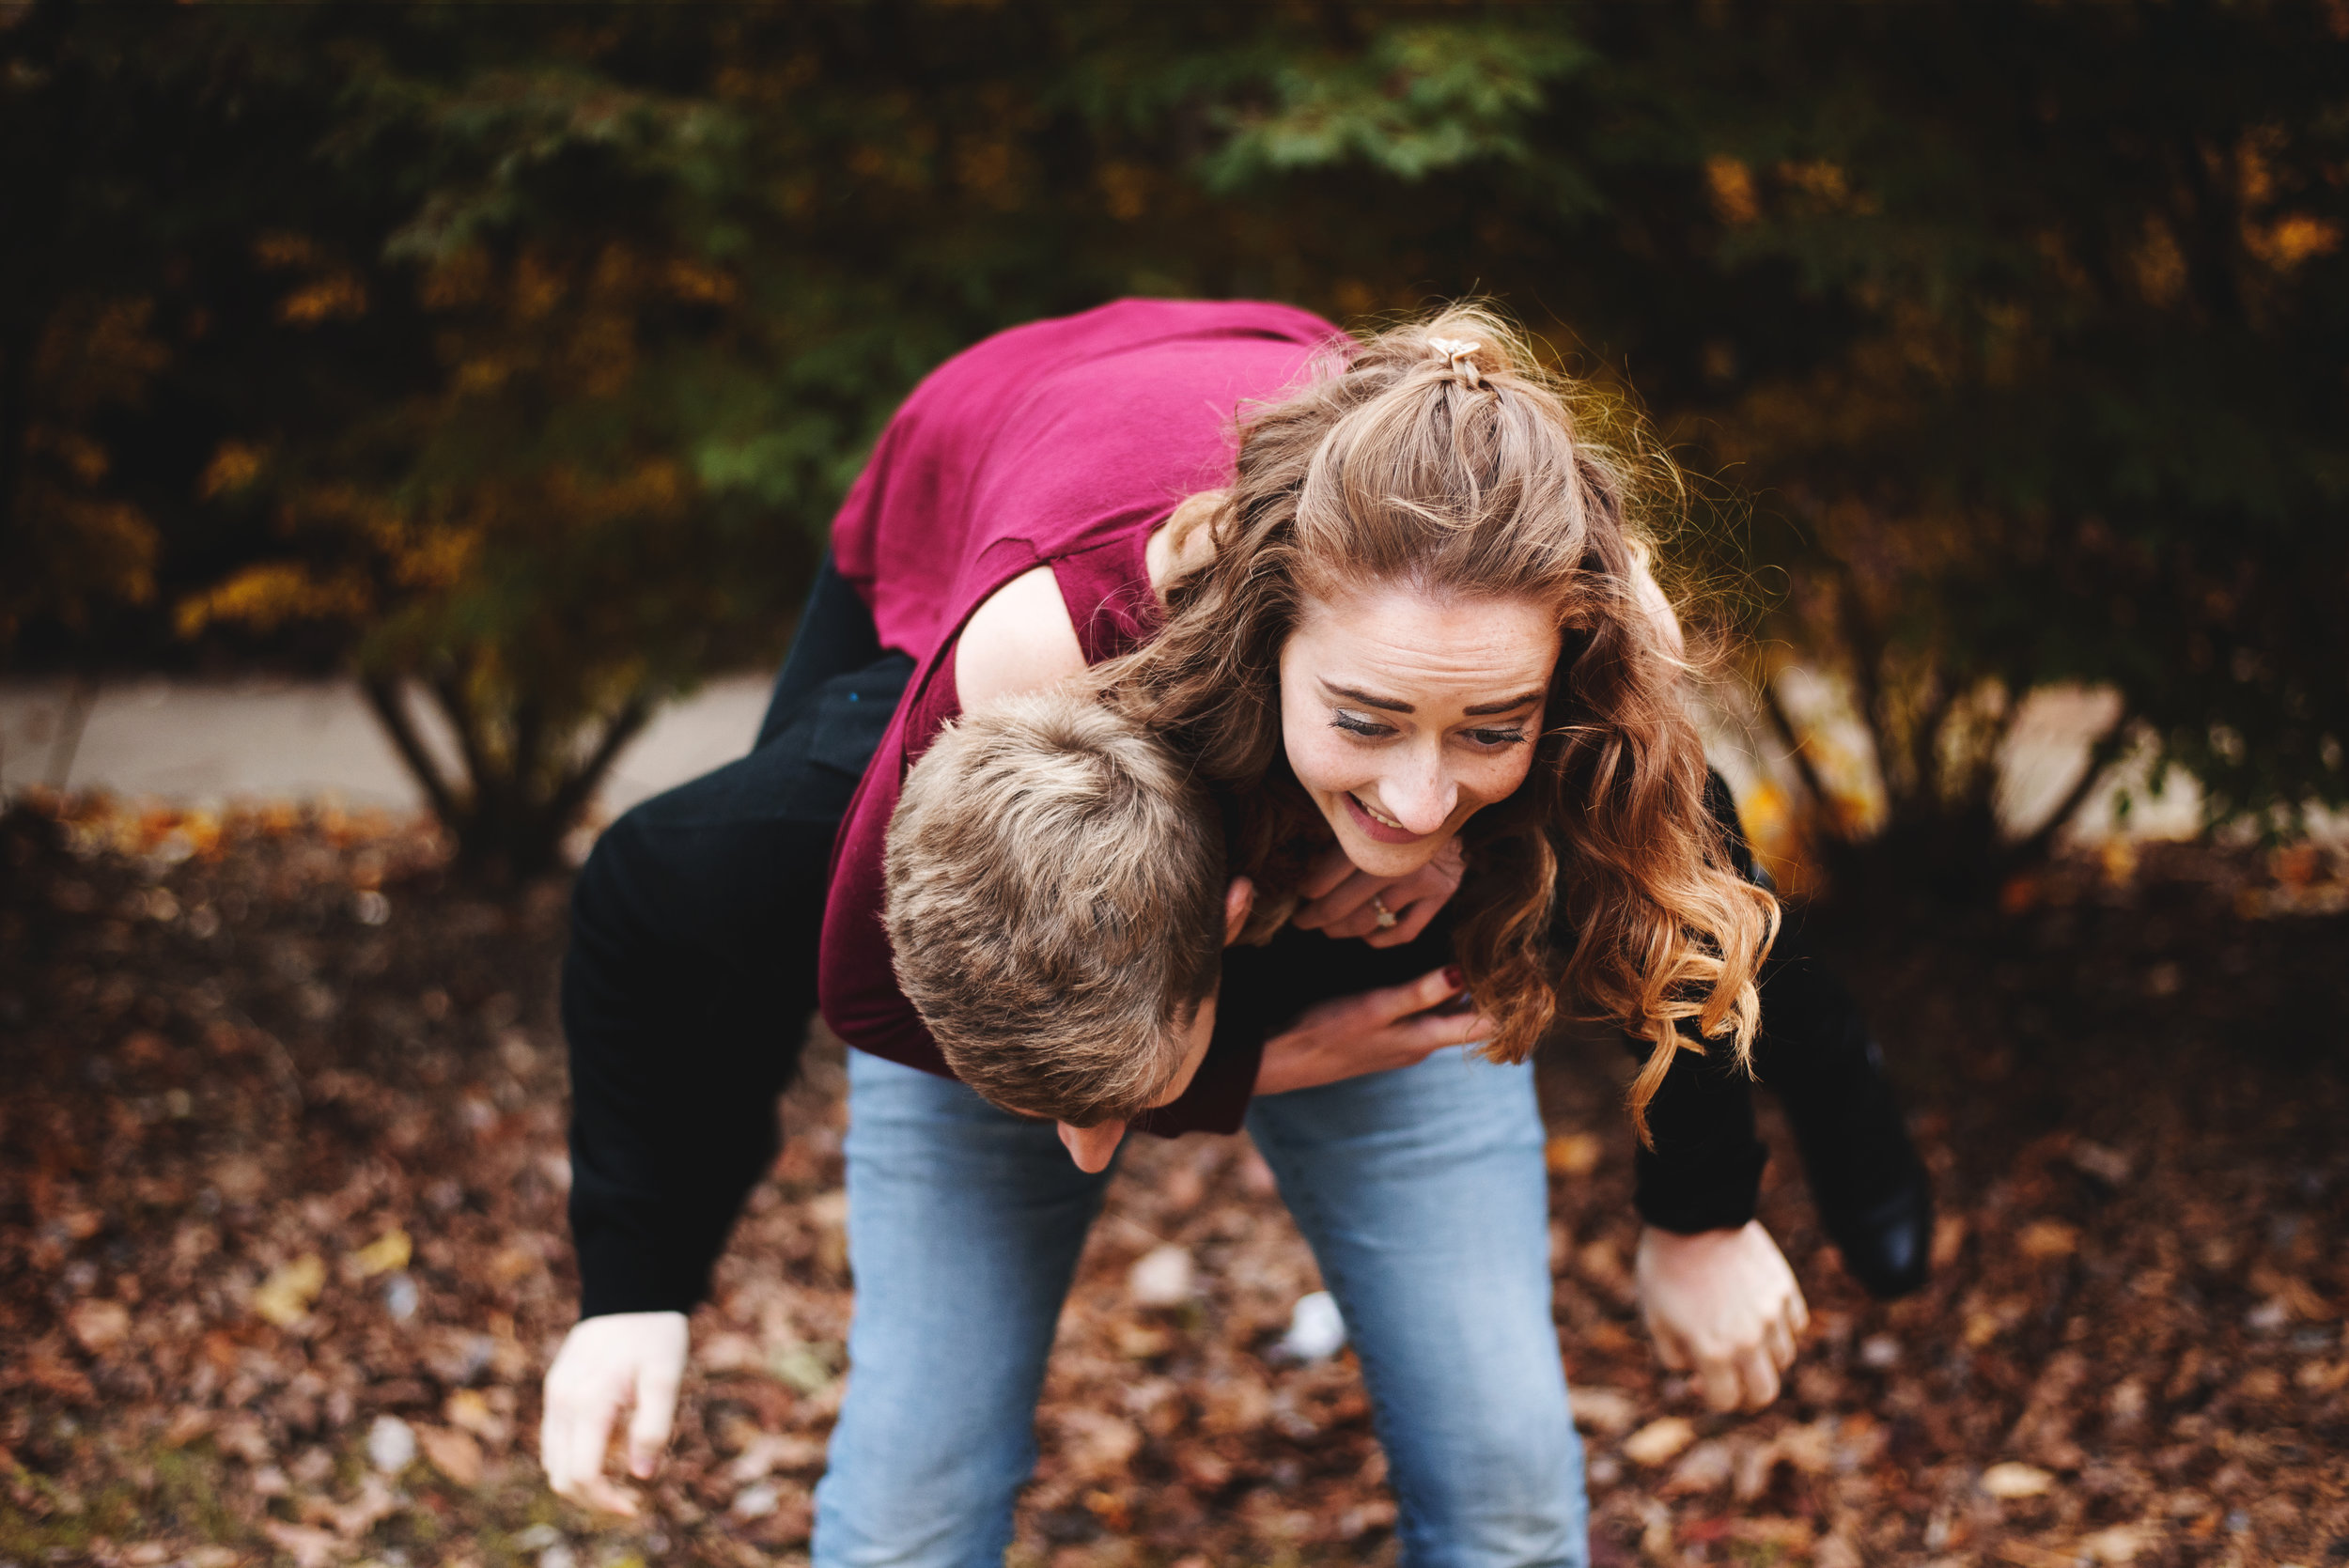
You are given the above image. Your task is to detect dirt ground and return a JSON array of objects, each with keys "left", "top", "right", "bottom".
[{"left": 2, "top": 795, "right": 2344, "bottom": 1567}]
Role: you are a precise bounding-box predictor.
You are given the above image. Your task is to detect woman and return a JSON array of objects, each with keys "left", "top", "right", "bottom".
[{"left": 543, "top": 300, "right": 1928, "bottom": 1563}]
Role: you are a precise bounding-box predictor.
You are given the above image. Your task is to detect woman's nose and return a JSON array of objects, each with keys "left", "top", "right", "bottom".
[{"left": 1380, "top": 757, "right": 1457, "bottom": 835}]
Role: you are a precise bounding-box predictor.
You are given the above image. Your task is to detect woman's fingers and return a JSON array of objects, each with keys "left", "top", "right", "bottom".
[
  {"left": 557, "top": 1386, "right": 623, "bottom": 1507},
  {"left": 1694, "top": 1348, "right": 1745, "bottom": 1412},
  {"left": 1295, "top": 870, "right": 1390, "bottom": 934},
  {"left": 1294, "top": 843, "right": 1362, "bottom": 904},
  {"left": 1735, "top": 1342, "right": 1782, "bottom": 1410},
  {"left": 1398, "top": 1010, "right": 1501, "bottom": 1058},
  {"left": 626, "top": 1359, "right": 682, "bottom": 1480},
  {"left": 1357, "top": 965, "right": 1466, "bottom": 1026},
  {"left": 1361, "top": 896, "right": 1441, "bottom": 947},
  {"left": 1764, "top": 1309, "right": 1797, "bottom": 1373}
]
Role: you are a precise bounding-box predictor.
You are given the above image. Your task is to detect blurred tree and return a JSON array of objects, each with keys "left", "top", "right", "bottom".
[{"left": 6, "top": 1, "right": 2342, "bottom": 893}]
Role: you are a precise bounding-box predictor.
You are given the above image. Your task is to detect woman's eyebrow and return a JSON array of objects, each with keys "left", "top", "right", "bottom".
[
  {"left": 1321, "top": 680, "right": 1414, "bottom": 713},
  {"left": 1463, "top": 691, "right": 1546, "bottom": 717},
  {"left": 1321, "top": 680, "right": 1546, "bottom": 717}
]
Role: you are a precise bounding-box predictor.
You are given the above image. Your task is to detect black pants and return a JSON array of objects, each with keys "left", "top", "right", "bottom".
[{"left": 562, "top": 560, "right": 913, "bottom": 1315}]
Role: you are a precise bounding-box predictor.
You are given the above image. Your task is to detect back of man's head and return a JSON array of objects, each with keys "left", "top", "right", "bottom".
[{"left": 883, "top": 684, "right": 1225, "bottom": 1126}]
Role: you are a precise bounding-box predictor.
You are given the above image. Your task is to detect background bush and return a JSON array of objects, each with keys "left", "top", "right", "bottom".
[{"left": 5, "top": 2, "right": 2342, "bottom": 883}]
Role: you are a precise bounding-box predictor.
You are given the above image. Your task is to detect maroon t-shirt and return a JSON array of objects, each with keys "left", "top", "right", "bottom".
[{"left": 817, "top": 299, "right": 1338, "bottom": 1134}]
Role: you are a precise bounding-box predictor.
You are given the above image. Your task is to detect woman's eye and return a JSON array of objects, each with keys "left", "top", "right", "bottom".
[
  {"left": 1330, "top": 710, "right": 1393, "bottom": 737},
  {"left": 1466, "top": 728, "right": 1527, "bottom": 749}
]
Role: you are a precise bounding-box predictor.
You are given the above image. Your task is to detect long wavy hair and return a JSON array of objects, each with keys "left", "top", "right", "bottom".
[{"left": 1101, "top": 304, "right": 1778, "bottom": 1138}]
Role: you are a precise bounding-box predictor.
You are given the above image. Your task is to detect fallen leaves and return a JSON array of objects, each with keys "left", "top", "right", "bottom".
[
  {"left": 67, "top": 1297, "right": 132, "bottom": 1355},
  {"left": 415, "top": 1422, "right": 485, "bottom": 1488},
  {"left": 350, "top": 1227, "right": 412, "bottom": 1276},
  {"left": 250, "top": 1254, "right": 325, "bottom": 1327},
  {"left": 1622, "top": 1416, "right": 1696, "bottom": 1467},
  {"left": 1980, "top": 1460, "right": 2057, "bottom": 1499},
  {"left": 6, "top": 806, "right": 2349, "bottom": 1565}
]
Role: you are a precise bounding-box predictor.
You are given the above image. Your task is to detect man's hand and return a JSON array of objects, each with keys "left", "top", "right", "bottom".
[
  {"left": 1635, "top": 1221, "right": 1809, "bottom": 1412},
  {"left": 1290, "top": 838, "right": 1465, "bottom": 948},
  {"left": 1253, "top": 965, "right": 1497, "bottom": 1096},
  {"left": 540, "top": 1311, "right": 689, "bottom": 1514}
]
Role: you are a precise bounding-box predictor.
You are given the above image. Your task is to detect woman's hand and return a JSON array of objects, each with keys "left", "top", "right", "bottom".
[
  {"left": 539, "top": 1310, "right": 690, "bottom": 1515},
  {"left": 1253, "top": 965, "right": 1498, "bottom": 1096},
  {"left": 1634, "top": 1222, "right": 1809, "bottom": 1412},
  {"left": 1289, "top": 838, "right": 1466, "bottom": 948}
]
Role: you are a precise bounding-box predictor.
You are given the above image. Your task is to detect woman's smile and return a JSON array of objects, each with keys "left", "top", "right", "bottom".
[
  {"left": 1345, "top": 791, "right": 1425, "bottom": 844},
  {"left": 1279, "top": 582, "right": 1561, "bottom": 877}
]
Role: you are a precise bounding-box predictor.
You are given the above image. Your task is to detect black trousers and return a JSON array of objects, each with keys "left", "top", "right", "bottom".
[{"left": 562, "top": 559, "right": 1907, "bottom": 1316}]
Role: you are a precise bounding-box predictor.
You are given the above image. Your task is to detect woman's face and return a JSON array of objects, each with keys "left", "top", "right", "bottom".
[{"left": 1278, "top": 582, "right": 1560, "bottom": 877}]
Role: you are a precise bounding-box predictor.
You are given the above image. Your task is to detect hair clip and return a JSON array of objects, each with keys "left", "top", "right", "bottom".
[{"left": 1426, "top": 336, "right": 1484, "bottom": 388}]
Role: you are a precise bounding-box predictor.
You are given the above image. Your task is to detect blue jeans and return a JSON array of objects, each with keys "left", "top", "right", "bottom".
[{"left": 811, "top": 1047, "right": 1588, "bottom": 1568}]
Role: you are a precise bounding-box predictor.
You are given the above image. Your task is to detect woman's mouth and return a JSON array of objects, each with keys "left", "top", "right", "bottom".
[{"left": 1344, "top": 791, "right": 1424, "bottom": 846}]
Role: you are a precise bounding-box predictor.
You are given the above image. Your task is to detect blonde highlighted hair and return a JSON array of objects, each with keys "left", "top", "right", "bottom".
[{"left": 1106, "top": 303, "right": 1778, "bottom": 1138}]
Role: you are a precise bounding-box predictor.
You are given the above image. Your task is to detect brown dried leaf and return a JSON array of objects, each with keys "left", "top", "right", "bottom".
[
  {"left": 415, "top": 1422, "right": 484, "bottom": 1488},
  {"left": 251, "top": 1254, "right": 325, "bottom": 1327},
  {"left": 68, "top": 1298, "right": 132, "bottom": 1356},
  {"left": 1622, "top": 1416, "right": 1695, "bottom": 1467}
]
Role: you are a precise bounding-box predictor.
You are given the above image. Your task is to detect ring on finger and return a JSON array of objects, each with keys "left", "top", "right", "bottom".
[{"left": 1370, "top": 895, "right": 1398, "bottom": 929}]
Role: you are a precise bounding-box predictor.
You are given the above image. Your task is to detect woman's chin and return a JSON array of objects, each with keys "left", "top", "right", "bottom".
[{"left": 1326, "top": 817, "right": 1441, "bottom": 879}]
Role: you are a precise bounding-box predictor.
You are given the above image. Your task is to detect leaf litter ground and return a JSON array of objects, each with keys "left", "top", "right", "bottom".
[{"left": 1, "top": 797, "right": 2344, "bottom": 1567}]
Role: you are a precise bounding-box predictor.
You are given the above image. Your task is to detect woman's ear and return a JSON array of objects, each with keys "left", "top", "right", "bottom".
[{"left": 1222, "top": 876, "right": 1255, "bottom": 948}]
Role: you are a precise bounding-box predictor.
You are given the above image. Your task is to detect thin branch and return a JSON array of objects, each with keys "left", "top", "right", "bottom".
[
  {"left": 545, "top": 691, "right": 655, "bottom": 832},
  {"left": 1757, "top": 669, "right": 1844, "bottom": 845},
  {"left": 359, "top": 673, "right": 459, "bottom": 826},
  {"left": 1831, "top": 569, "right": 1895, "bottom": 812},
  {"left": 2006, "top": 712, "right": 2137, "bottom": 869},
  {"left": 428, "top": 668, "right": 494, "bottom": 816},
  {"left": 1907, "top": 675, "right": 1958, "bottom": 815}
]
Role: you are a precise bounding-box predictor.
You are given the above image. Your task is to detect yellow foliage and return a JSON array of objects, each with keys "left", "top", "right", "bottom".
[
  {"left": 36, "top": 296, "right": 170, "bottom": 416},
  {"left": 513, "top": 250, "right": 566, "bottom": 318},
  {"left": 390, "top": 525, "right": 482, "bottom": 591},
  {"left": 1704, "top": 156, "right": 1758, "bottom": 226},
  {"left": 663, "top": 257, "right": 739, "bottom": 304},
  {"left": 31, "top": 425, "right": 110, "bottom": 485},
  {"left": 2248, "top": 212, "right": 2342, "bottom": 271},
  {"left": 252, "top": 232, "right": 324, "bottom": 269},
  {"left": 1778, "top": 159, "right": 1849, "bottom": 202},
  {"left": 198, "top": 441, "right": 266, "bottom": 500},
  {"left": 278, "top": 272, "right": 368, "bottom": 325},
  {"left": 176, "top": 562, "right": 374, "bottom": 637},
  {"left": 2131, "top": 217, "right": 2188, "bottom": 309},
  {"left": 419, "top": 246, "right": 493, "bottom": 310}
]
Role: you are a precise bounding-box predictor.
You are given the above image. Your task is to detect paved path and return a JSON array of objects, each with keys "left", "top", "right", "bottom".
[
  {"left": 0, "top": 675, "right": 774, "bottom": 819},
  {"left": 1, "top": 673, "right": 2225, "bottom": 846}
]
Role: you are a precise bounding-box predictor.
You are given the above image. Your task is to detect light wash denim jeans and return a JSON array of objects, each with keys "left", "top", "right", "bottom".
[{"left": 811, "top": 1047, "right": 1588, "bottom": 1568}]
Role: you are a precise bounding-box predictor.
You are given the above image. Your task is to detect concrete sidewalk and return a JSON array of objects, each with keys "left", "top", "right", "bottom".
[
  {"left": 0, "top": 674, "right": 775, "bottom": 819},
  {"left": 1, "top": 672, "right": 2226, "bottom": 848}
]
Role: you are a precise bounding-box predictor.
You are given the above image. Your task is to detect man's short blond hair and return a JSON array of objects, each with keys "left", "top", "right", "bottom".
[{"left": 884, "top": 684, "right": 1225, "bottom": 1126}]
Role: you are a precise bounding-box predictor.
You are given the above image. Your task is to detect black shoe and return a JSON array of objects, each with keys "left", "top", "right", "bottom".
[
  {"left": 1815, "top": 1150, "right": 1934, "bottom": 1299},
  {"left": 1793, "top": 1038, "right": 1935, "bottom": 1300}
]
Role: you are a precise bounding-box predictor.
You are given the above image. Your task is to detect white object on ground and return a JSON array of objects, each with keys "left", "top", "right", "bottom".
[
  {"left": 1127, "top": 1244, "right": 1194, "bottom": 1308},
  {"left": 366, "top": 1414, "right": 415, "bottom": 1474},
  {"left": 1280, "top": 1290, "right": 1347, "bottom": 1361}
]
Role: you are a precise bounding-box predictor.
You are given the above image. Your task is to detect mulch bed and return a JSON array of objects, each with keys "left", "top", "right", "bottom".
[{"left": 1, "top": 794, "right": 2344, "bottom": 1567}]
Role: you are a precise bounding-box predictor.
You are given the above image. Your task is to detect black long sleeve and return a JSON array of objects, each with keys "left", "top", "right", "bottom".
[{"left": 1627, "top": 770, "right": 1902, "bottom": 1234}]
